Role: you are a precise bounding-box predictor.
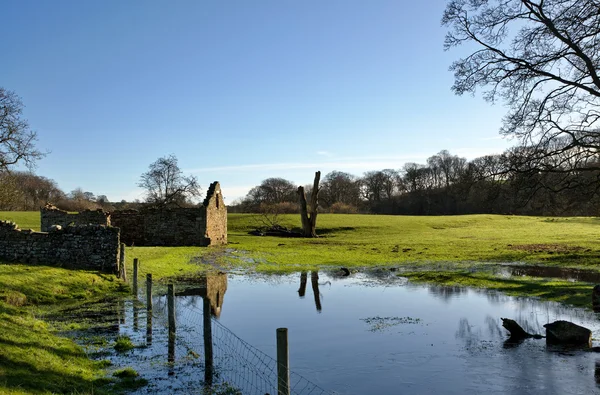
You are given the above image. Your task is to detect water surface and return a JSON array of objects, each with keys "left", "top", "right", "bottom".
[{"left": 110, "top": 271, "right": 600, "bottom": 394}]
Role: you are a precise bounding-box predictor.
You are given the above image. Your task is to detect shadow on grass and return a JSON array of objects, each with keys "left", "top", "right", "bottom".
[{"left": 0, "top": 348, "right": 111, "bottom": 395}]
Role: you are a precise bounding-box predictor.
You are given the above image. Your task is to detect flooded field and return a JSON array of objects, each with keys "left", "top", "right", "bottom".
[{"left": 78, "top": 269, "right": 600, "bottom": 394}]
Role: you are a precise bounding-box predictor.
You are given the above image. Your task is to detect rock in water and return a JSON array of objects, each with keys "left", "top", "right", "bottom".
[{"left": 543, "top": 320, "right": 592, "bottom": 347}]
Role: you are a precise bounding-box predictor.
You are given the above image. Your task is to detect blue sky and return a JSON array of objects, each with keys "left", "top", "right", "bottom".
[{"left": 1, "top": 0, "right": 512, "bottom": 203}]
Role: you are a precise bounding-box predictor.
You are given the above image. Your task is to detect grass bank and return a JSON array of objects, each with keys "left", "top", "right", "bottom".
[{"left": 0, "top": 263, "right": 128, "bottom": 394}]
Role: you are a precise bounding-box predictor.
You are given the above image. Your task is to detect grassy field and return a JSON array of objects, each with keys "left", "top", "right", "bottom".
[
  {"left": 1, "top": 210, "right": 600, "bottom": 393},
  {"left": 226, "top": 213, "right": 600, "bottom": 270}
]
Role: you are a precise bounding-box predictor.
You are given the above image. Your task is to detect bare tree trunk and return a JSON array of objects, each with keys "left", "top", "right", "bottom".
[{"left": 298, "top": 171, "right": 321, "bottom": 238}]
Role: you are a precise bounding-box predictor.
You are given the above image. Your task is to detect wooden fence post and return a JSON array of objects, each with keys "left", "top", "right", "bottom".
[
  {"left": 146, "top": 274, "right": 153, "bottom": 311},
  {"left": 203, "top": 297, "right": 214, "bottom": 386},
  {"left": 168, "top": 284, "right": 175, "bottom": 340},
  {"left": 119, "top": 243, "right": 127, "bottom": 282},
  {"left": 146, "top": 274, "right": 153, "bottom": 345},
  {"left": 277, "top": 328, "right": 290, "bottom": 395},
  {"left": 132, "top": 258, "right": 139, "bottom": 295}
]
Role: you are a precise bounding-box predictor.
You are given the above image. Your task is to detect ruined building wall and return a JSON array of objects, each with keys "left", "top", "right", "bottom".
[
  {"left": 41, "top": 204, "right": 110, "bottom": 232},
  {"left": 110, "top": 208, "right": 209, "bottom": 246},
  {"left": 39, "top": 181, "right": 228, "bottom": 247},
  {"left": 0, "top": 221, "right": 120, "bottom": 272},
  {"left": 203, "top": 182, "right": 227, "bottom": 245}
]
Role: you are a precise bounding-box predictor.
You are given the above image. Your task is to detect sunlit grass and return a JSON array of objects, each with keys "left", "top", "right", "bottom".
[{"left": 0, "top": 210, "right": 600, "bottom": 393}]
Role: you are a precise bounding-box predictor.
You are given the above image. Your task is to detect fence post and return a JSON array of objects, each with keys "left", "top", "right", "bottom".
[
  {"left": 277, "top": 328, "right": 290, "bottom": 395},
  {"left": 168, "top": 284, "right": 175, "bottom": 339},
  {"left": 119, "top": 243, "right": 127, "bottom": 282},
  {"left": 203, "top": 297, "right": 214, "bottom": 386},
  {"left": 146, "top": 274, "right": 153, "bottom": 311},
  {"left": 146, "top": 274, "right": 153, "bottom": 345},
  {"left": 132, "top": 258, "right": 139, "bottom": 295}
]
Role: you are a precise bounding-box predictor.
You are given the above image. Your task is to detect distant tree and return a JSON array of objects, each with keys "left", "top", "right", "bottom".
[
  {"left": 17, "top": 172, "right": 64, "bottom": 209},
  {"left": 0, "top": 88, "right": 44, "bottom": 171},
  {"left": 361, "top": 170, "right": 401, "bottom": 203},
  {"left": 0, "top": 172, "right": 23, "bottom": 210},
  {"left": 427, "top": 150, "right": 467, "bottom": 188},
  {"left": 320, "top": 171, "right": 361, "bottom": 207},
  {"left": 243, "top": 177, "right": 297, "bottom": 208},
  {"left": 443, "top": 0, "right": 600, "bottom": 175},
  {"left": 138, "top": 154, "right": 201, "bottom": 207}
]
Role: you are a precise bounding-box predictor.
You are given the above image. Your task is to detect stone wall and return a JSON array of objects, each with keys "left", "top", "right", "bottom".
[
  {"left": 204, "top": 182, "right": 227, "bottom": 245},
  {"left": 41, "top": 204, "right": 110, "bottom": 232},
  {"left": 39, "top": 181, "right": 228, "bottom": 247},
  {"left": 110, "top": 208, "right": 209, "bottom": 246},
  {"left": 109, "top": 181, "right": 227, "bottom": 246},
  {"left": 0, "top": 221, "right": 120, "bottom": 272}
]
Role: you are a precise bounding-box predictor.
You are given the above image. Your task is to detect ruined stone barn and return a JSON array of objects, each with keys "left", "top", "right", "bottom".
[{"left": 41, "top": 181, "right": 227, "bottom": 247}]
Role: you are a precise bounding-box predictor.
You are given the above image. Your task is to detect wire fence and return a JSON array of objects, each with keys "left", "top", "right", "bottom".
[{"left": 133, "top": 271, "right": 331, "bottom": 395}]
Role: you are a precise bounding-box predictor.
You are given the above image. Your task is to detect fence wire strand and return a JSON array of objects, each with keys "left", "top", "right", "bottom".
[{"left": 137, "top": 282, "right": 330, "bottom": 395}]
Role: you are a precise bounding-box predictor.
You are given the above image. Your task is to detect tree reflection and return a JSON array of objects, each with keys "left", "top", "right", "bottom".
[
  {"left": 311, "top": 271, "right": 322, "bottom": 312},
  {"left": 428, "top": 285, "right": 467, "bottom": 302},
  {"left": 298, "top": 271, "right": 307, "bottom": 298}
]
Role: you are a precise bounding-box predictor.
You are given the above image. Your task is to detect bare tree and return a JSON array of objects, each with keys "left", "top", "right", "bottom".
[
  {"left": 0, "top": 88, "right": 44, "bottom": 171},
  {"left": 297, "top": 171, "right": 321, "bottom": 237},
  {"left": 138, "top": 154, "right": 202, "bottom": 207},
  {"left": 443, "top": 0, "right": 600, "bottom": 173}
]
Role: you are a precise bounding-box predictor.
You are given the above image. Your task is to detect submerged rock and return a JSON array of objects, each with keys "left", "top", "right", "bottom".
[{"left": 544, "top": 320, "right": 592, "bottom": 347}]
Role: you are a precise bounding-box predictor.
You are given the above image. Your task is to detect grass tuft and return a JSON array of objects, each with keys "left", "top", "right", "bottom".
[{"left": 113, "top": 335, "right": 135, "bottom": 353}]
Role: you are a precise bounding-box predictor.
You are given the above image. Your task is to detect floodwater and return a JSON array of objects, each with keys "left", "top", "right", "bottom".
[{"left": 96, "top": 269, "right": 600, "bottom": 395}]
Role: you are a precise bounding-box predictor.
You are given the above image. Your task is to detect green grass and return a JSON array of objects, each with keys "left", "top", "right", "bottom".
[
  {"left": 1, "top": 211, "right": 600, "bottom": 393},
  {"left": 6, "top": 211, "right": 600, "bottom": 271},
  {"left": 0, "top": 263, "right": 128, "bottom": 395},
  {"left": 0, "top": 211, "right": 41, "bottom": 231},
  {"left": 113, "top": 335, "right": 135, "bottom": 353},
  {"left": 227, "top": 213, "right": 600, "bottom": 271}
]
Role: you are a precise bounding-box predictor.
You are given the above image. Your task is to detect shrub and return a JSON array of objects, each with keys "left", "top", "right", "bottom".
[{"left": 329, "top": 202, "right": 358, "bottom": 214}]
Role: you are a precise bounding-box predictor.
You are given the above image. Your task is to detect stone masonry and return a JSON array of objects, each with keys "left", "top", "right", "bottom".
[
  {"left": 0, "top": 221, "right": 120, "bottom": 273},
  {"left": 41, "top": 205, "right": 110, "bottom": 231},
  {"left": 41, "top": 181, "right": 227, "bottom": 247}
]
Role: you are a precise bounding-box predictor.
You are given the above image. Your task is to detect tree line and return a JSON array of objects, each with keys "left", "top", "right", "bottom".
[{"left": 232, "top": 148, "right": 600, "bottom": 216}]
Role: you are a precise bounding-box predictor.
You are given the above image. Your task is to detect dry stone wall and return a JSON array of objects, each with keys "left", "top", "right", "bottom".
[
  {"left": 41, "top": 204, "right": 110, "bottom": 231},
  {"left": 0, "top": 221, "right": 120, "bottom": 273},
  {"left": 110, "top": 208, "right": 209, "bottom": 246}
]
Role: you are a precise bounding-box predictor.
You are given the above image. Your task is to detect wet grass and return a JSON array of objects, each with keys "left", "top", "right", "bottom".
[
  {"left": 0, "top": 263, "right": 131, "bottom": 394},
  {"left": 113, "top": 335, "right": 135, "bottom": 353},
  {"left": 1, "top": 211, "right": 600, "bottom": 392}
]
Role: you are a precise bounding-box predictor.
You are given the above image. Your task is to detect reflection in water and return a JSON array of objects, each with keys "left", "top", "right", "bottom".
[
  {"left": 298, "top": 271, "right": 307, "bottom": 298},
  {"left": 112, "top": 272, "right": 600, "bottom": 395},
  {"left": 133, "top": 304, "right": 139, "bottom": 333},
  {"left": 146, "top": 310, "right": 152, "bottom": 346},
  {"left": 507, "top": 266, "right": 600, "bottom": 283},
  {"left": 311, "top": 271, "right": 322, "bottom": 312},
  {"left": 427, "top": 285, "right": 468, "bottom": 302},
  {"left": 175, "top": 273, "right": 228, "bottom": 388},
  {"left": 175, "top": 273, "right": 227, "bottom": 318}
]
